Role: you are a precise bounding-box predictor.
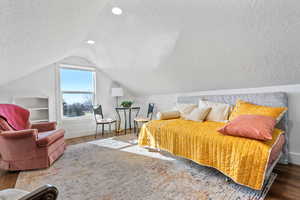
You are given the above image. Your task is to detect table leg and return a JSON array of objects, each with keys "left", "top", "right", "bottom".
[
  {"left": 129, "top": 109, "right": 132, "bottom": 131},
  {"left": 124, "top": 110, "right": 127, "bottom": 134},
  {"left": 114, "top": 122, "right": 117, "bottom": 136},
  {"left": 115, "top": 108, "right": 121, "bottom": 134},
  {"left": 118, "top": 120, "right": 121, "bottom": 133}
]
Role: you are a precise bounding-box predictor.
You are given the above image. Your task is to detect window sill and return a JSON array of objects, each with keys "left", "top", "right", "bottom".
[{"left": 61, "top": 116, "right": 94, "bottom": 122}]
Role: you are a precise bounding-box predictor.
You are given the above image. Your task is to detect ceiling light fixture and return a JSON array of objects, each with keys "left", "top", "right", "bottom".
[
  {"left": 86, "top": 40, "right": 95, "bottom": 45},
  {"left": 112, "top": 7, "right": 122, "bottom": 15}
]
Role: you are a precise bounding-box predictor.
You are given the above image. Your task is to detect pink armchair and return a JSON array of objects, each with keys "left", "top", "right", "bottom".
[{"left": 0, "top": 119, "right": 66, "bottom": 171}]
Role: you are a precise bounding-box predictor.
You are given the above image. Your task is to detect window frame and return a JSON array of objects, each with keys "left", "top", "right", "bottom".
[{"left": 58, "top": 64, "right": 96, "bottom": 120}]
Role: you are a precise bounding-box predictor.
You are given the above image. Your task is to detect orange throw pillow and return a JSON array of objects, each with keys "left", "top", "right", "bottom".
[{"left": 218, "top": 115, "right": 276, "bottom": 141}]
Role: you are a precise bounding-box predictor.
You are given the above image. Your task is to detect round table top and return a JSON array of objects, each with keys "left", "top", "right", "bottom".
[{"left": 115, "top": 106, "right": 140, "bottom": 110}]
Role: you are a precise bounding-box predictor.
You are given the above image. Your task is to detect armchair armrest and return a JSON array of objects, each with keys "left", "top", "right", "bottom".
[
  {"left": 1, "top": 129, "right": 38, "bottom": 139},
  {"left": 31, "top": 122, "right": 57, "bottom": 132},
  {"left": 19, "top": 184, "right": 58, "bottom": 200}
]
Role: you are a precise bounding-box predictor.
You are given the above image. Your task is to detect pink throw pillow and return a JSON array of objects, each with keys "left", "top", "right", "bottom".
[{"left": 218, "top": 115, "right": 276, "bottom": 141}]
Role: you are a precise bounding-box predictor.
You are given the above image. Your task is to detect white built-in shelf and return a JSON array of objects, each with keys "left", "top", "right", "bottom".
[{"left": 13, "top": 96, "right": 50, "bottom": 123}]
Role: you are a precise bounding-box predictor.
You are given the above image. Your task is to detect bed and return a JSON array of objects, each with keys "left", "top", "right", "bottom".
[{"left": 138, "top": 92, "right": 288, "bottom": 190}]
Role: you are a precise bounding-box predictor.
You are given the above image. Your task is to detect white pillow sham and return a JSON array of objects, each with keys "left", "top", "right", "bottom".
[
  {"left": 185, "top": 107, "right": 212, "bottom": 122},
  {"left": 175, "top": 103, "right": 197, "bottom": 119},
  {"left": 198, "top": 100, "right": 232, "bottom": 122}
]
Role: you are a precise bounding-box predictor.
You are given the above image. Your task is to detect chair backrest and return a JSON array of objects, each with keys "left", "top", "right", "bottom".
[
  {"left": 93, "top": 105, "right": 104, "bottom": 120},
  {"left": 147, "top": 103, "right": 155, "bottom": 119},
  {"left": 19, "top": 184, "right": 58, "bottom": 200},
  {"left": 131, "top": 107, "right": 140, "bottom": 118}
]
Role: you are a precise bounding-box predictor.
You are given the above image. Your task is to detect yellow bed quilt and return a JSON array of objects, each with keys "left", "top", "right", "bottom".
[{"left": 138, "top": 119, "right": 283, "bottom": 190}]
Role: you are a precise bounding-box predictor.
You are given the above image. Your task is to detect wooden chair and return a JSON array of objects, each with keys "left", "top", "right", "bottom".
[
  {"left": 93, "top": 105, "right": 117, "bottom": 138},
  {"left": 134, "top": 103, "right": 155, "bottom": 136}
]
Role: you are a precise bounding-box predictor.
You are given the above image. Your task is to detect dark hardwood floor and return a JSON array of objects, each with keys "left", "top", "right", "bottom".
[{"left": 1, "top": 131, "right": 300, "bottom": 200}]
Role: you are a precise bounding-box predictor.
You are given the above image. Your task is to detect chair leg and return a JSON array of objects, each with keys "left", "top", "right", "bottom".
[
  {"left": 114, "top": 122, "right": 117, "bottom": 136},
  {"left": 133, "top": 120, "right": 136, "bottom": 134},
  {"left": 102, "top": 124, "right": 104, "bottom": 136},
  {"left": 95, "top": 124, "right": 98, "bottom": 138}
]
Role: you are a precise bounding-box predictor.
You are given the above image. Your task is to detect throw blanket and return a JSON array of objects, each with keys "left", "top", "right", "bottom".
[
  {"left": 138, "top": 119, "right": 283, "bottom": 190},
  {"left": 0, "top": 104, "right": 30, "bottom": 131}
]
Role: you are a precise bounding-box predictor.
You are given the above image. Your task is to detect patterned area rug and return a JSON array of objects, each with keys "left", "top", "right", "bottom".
[{"left": 15, "top": 137, "right": 276, "bottom": 200}]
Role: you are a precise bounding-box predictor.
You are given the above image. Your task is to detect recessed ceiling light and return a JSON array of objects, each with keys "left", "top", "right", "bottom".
[
  {"left": 112, "top": 7, "right": 122, "bottom": 15},
  {"left": 86, "top": 40, "right": 95, "bottom": 45}
]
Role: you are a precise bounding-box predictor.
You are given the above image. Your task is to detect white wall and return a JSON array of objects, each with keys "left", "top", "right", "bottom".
[
  {"left": 0, "top": 56, "right": 134, "bottom": 138},
  {"left": 135, "top": 84, "right": 300, "bottom": 165}
]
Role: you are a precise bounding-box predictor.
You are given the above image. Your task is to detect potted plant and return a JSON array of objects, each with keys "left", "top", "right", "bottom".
[{"left": 120, "top": 100, "right": 133, "bottom": 108}]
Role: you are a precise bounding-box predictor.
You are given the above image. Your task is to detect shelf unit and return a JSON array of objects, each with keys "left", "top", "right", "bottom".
[{"left": 13, "top": 96, "right": 49, "bottom": 123}]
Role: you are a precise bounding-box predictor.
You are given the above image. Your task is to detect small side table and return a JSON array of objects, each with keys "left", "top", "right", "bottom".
[{"left": 115, "top": 107, "right": 140, "bottom": 134}]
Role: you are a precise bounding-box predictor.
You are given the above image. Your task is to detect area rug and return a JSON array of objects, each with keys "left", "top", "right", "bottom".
[{"left": 15, "top": 137, "right": 276, "bottom": 200}]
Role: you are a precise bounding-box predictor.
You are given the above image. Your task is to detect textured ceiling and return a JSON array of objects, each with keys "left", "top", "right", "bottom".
[
  {"left": 1, "top": 0, "right": 300, "bottom": 95},
  {"left": 0, "top": 0, "right": 109, "bottom": 85}
]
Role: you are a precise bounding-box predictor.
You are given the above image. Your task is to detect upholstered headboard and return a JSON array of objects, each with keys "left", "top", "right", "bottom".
[{"left": 177, "top": 92, "right": 289, "bottom": 164}]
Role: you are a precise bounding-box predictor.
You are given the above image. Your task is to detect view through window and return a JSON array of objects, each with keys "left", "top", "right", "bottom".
[{"left": 60, "top": 67, "right": 95, "bottom": 118}]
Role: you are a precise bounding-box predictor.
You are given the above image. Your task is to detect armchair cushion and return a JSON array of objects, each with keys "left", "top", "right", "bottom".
[
  {"left": 31, "top": 122, "right": 57, "bottom": 132},
  {"left": 36, "top": 129, "right": 65, "bottom": 147}
]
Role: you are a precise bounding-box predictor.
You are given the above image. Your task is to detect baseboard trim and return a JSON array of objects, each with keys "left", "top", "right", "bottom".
[
  {"left": 289, "top": 152, "right": 300, "bottom": 165},
  {"left": 65, "top": 131, "right": 94, "bottom": 139},
  {"left": 65, "top": 129, "right": 133, "bottom": 139}
]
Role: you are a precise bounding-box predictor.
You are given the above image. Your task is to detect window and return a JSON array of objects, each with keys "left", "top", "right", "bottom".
[{"left": 59, "top": 66, "right": 96, "bottom": 119}]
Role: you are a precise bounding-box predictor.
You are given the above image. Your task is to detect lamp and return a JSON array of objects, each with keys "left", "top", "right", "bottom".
[{"left": 111, "top": 88, "right": 124, "bottom": 107}]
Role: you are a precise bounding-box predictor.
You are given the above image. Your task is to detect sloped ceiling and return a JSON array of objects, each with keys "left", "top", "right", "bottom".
[
  {"left": 0, "top": 0, "right": 109, "bottom": 85},
  {"left": 1, "top": 0, "right": 300, "bottom": 95}
]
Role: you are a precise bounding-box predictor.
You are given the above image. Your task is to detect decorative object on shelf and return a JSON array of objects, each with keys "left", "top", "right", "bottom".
[
  {"left": 111, "top": 88, "right": 124, "bottom": 107},
  {"left": 13, "top": 96, "right": 49, "bottom": 123},
  {"left": 121, "top": 100, "right": 133, "bottom": 108}
]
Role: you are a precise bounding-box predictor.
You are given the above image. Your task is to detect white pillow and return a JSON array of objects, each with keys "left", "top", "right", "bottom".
[
  {"left": 175, "top": 103, "right": 197, "bottom": 119},
  {"left": 185, "top": 107, "right": 212, "bottom": 122},
  {"left": 198, "top": 100, "right": 232, "bottom": 122}
]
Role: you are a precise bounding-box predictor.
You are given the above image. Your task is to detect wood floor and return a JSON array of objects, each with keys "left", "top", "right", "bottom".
[{"left": 1, "top": 131, "right": 300, "bottom": 200}]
